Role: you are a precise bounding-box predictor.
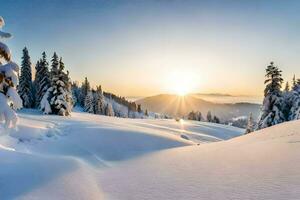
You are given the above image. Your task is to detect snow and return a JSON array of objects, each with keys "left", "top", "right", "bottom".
[
  {"left": 40, "top": 88, "right": 52, "bottom": 114},
  {"left": 99, "top": 120, "right": 300, "bottom": 200},
  {"left": 0, "top": 42, "right": 11, "bottom": 61},
  {"left": 0, "top": 93, "right": 18, "bottom": 128},
  {"left": 7, "top": 87, "right": 22, "bottom": 110},
  {"left": 0, "top": 110, "right": 299, "bottom": 199},
  {"left": 0, "top": 16, "right": 4, "bottom": 28},
  {"left": 0, "top": 16, "right": 11, "bottom": 39}
]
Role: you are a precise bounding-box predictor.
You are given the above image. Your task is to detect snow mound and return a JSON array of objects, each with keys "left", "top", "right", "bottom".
[{"left": 99, "top": 120, "right": 300, "bottom": 200}]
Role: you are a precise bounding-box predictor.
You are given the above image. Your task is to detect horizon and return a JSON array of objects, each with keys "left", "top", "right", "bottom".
[
  {"left": 2, "top": 0, "right": 300, "bottom": 97},
  {"left": 127, "top": 93, "right": 263, "bottom": 104}
]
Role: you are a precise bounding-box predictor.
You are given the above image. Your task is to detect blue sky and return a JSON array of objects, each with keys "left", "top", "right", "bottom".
[{"left": 2, "top": 0, "right": 300, "bottom": 96}]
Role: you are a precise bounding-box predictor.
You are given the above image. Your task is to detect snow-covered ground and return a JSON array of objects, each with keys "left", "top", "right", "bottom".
[{"left": 0, "top": 110, "right": 299, "bottom": 199}]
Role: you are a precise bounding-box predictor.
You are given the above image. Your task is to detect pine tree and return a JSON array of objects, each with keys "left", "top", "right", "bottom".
[
  {"left": 137, "top": 104, "right": 142, "bottom": 113},
  {"left": 188, "top": 111, "right": 196, "bottom": 120},
  {"left": 84, "top": 91, "right": 94, "bottom": 113},
  {"left": 292, "top": 74, "right": 296, "bottom": 90},
  {"left": 35, "top": 52, "right": 50, "bottom": 108},
  {"left": 71, "top": 81, "right": 80, "bottom": 106},
  {"left": 284, "top": 81, "right": 290, "bottom": 92},
  {"left": 105, "top": 102, "right": 114, "bottom": 116},
  {"left": 213, "top": 116, "right": 220, "bottom": 123},
  {"left": 207, "top": 111, "right": 212, "bottom": 122},
  {"left": 245, "top": 113, "right": 254, "bottom": 134},
  {"left": 257, "top": 62, "right": 285, "bottom": 130},
  {"left": 145, "top": 109, "right": 148, "bottom": 116},
  {"left": 288, "top": 77, "right": 300, "bottom": 120},
  {"left": 94, "top": 85, "right": 105, "bottom": 114},
  {"left": 18, "top": 47, "right": 34, "bottom": 108},
  {"left": 79, "top": 77, "right": 90, "bottom": 106},
  {"left": 196, "top": 111, "right": 202, "bottom": 121},
  {"left": 41, "top": 54, "right": 72, "bottom": 116},
  {"left": 0, "top": 16, "right": 22, "bottom": 128}
]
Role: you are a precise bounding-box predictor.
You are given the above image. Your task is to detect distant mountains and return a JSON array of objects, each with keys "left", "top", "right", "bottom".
[
  {"left": 191, "top": 93, "right": 233, "bottom": 97},
  {"left": 136, "top": 94, "right": 261, "bottom": 121}
]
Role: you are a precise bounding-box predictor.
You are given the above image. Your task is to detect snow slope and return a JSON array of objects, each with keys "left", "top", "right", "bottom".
[
  {"left": 99, "top": 120, "right": 300, "bottom": 200},
  {"left": 1, "top": 110, "right": 298, "bottom": 199}
]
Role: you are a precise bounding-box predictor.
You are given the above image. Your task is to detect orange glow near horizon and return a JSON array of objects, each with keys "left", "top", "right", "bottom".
[{"left": 164, "top": 70, "right": 199, "bottom": 96}]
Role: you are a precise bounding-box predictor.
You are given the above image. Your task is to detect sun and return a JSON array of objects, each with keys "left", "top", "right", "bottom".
[
  {"left": 175, "top": 85, "right": 189, "bottom": 96},
  {"left": 164, "top": 70, "right": 198, "bottom": 96}
]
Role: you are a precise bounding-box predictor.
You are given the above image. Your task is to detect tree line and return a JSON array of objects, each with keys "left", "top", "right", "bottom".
[
  {"left": 18, "top": 48, "right": 72, "bottom": 116},
  {"left": 187, "top": 110, "right": 220, "bottom": 123},
  {"left": 18, "top": 47, "right": 146, "bottom": 118}
]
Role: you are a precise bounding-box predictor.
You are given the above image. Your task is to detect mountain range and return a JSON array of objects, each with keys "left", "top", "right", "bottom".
[{"left": 136, "top": 94, "right": 261, "bottom": 121}]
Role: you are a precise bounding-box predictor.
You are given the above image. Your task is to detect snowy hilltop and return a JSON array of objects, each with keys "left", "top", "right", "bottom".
[{"left": 0, "top": 109, "right": 299, "bottom": 199}]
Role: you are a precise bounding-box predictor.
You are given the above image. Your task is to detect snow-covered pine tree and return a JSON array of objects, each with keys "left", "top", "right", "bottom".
[
  {"left": 18, "top": 47, "right": 34, "bottom": 108},
  {"left": 94, "top": 85, "right": 105, "bottom": 114},
  {"left": 282, "top": 80, "right": 294, "bottom": 120},
  {"left": 245, "top": 113, "right": 254, "bottom": 134},
  {"left": 288, "top": 77, "right": 300, "bottom": 120},
  {"left": 105, "top": 102, "right": 114, "bottom": 116},
  {"left": 0, "top": 16, "right": 22, "bottom": 128},
  {"left": 35, "top": 52, "right": 50, "bottom": 108},
  {"left": 79, "top": 77, "right": 90, "bottom": 106},
  {"left": 84, "top": 90, "right": 94, "bottom": 113},
  {"left": 71, "top": 81, "right": 80, "bottom": 106},
  {"left": 284, "top": 81, "right": 290, "bottom": 92},
  {"left": 41, "top": 54, "right": 72, "bottom": 116},
  {"left": 256, "top": 62, "right": 285, "bottom": 130}
]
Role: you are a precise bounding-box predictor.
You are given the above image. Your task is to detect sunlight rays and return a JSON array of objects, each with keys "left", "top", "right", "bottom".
[{"left": 164, "top": 70, "right": 199, "bottom": 96}]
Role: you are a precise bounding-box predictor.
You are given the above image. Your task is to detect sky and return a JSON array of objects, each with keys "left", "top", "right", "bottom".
[{"left": 2, "top": 0, "right": 300, "bottom": 97}]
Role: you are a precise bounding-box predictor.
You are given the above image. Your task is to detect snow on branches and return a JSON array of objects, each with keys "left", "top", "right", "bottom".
[{"left": 0, "top": 16, "right": 22, "bottom": 128}]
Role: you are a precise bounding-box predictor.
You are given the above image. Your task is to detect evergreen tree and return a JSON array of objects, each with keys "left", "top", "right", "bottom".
[
  {"left": 18, "top": 47, "right": 34, "bottom": 108},
  {"left": 35, "top": 52, "right": 50, "bottom": 108},
  {"left": 137, "top": 104, "right": 142, "bottom": 113},
  {"left": 79, "top": 77, "right": 90, "bottom": 106},
  {"left": 257, "top": 62, "right": 285, "bottom": 130},
  {"left": 105, "top": 102, "right": 114, "bottom": 116},
  {"left": 145, "top": 109, "right": 148, "bottom": 116},
  {"left": 188, "top": 111, "right": 202, "bottom": 121},
  {"left": 188, "top": 111, "right": 196, "bottom": 120},
  {"left": 94, "top": 85, "right": 105, "bottom": 114},
  {"left": 288, "top": 78, "right": 300, "bottom": 120},
  {"left": 0, "top": 16, "right": 22, "bottom": 128},
  {"left": 292, "top": 74, "right": 297, "bottom": 90},
  {"left": 196, "top": 111, "right": 202, "bottom": 121},
  {"left": 50, "top": 52, "right": 59, "bottom": 78},
  {"left": 41, "top": 54, "right": 72, "bottom": 116},
  {"left": 84, "top": 91, "right": 94, "bottom": 113},
  {"left": 245, "top": 113, "right": 254, "bottom": 134},
  {"left": 213, "top": 116, "right": 220, "bottom": 123},
  {"left": 71, "top": 81, "right": 80, "bottom": 106},
  {"left": 207, "top": 111, "right": 212, "bottom": 122},
  {"left": 284, "top": 81, "right": 290, "bottom": 92}
]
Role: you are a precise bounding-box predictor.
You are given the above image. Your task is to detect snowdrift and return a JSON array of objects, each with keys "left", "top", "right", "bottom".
[
  {"left": 99, "top": 120, "right": 300, "bottom": 200},
  {"left": 2, "top": 110, "right": 298, "bottom": 199}
]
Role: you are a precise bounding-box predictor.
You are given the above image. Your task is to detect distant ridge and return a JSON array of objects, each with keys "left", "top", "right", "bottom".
[
  {"left": 191, "top": 93, "right": 233, "bottom": 97},
  {"left": 136, "top": 94, "right": 260, "bottom": 120}
]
